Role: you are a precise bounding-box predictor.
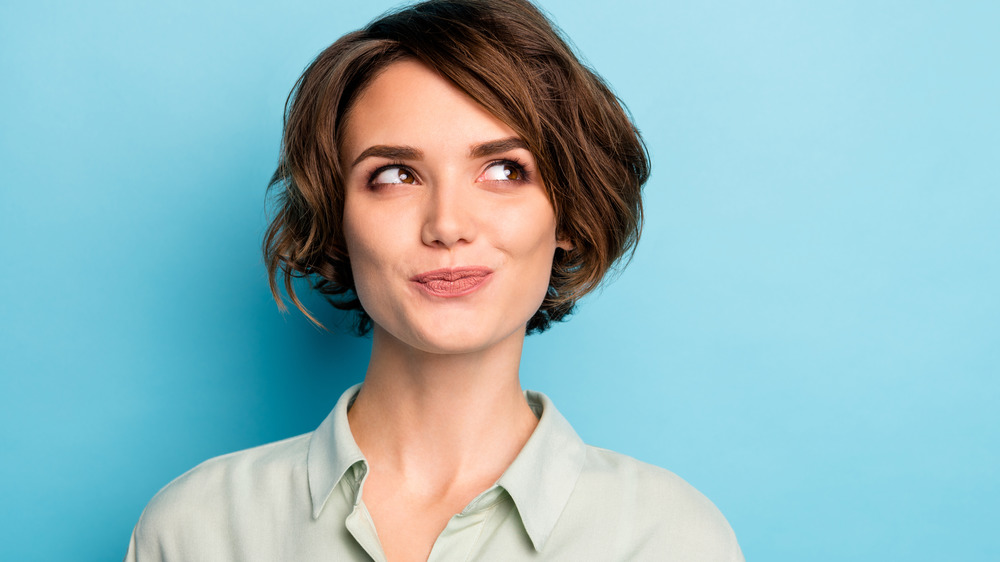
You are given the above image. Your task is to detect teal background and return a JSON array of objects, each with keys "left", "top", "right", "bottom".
[{"left": 2, "top": 0, "right": 998, "bottom": 560}]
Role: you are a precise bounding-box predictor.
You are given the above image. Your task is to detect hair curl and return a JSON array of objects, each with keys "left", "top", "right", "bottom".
[{"left": 264, "top": 0, "right": 648, "bottom": 335}]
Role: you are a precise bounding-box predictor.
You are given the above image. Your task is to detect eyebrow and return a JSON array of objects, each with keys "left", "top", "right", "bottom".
[
  {"left": 351, "top": 145, "right": 423, "bottom": 167},
  {"left": 349, "top": 137, "right": 530, "bottom": 168},
  {"left": 468, "top": 137, "right": 530, "bottom": 159}
]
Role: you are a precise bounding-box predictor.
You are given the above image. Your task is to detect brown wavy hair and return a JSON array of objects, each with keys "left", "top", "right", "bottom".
[{"left": 264, "top": 0, "right": 648, "bottom": 335}]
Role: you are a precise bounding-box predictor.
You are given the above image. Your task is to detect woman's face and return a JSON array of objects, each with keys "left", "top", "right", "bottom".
[{"left": 340, "top": 59, "right": 569, "bottom": 354}]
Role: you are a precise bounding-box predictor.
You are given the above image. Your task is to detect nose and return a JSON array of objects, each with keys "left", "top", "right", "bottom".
[{"left": 420, "top": 179, "right": 477, "bottom": 248}]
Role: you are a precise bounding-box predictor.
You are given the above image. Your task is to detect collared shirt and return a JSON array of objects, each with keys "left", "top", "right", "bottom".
[{"left": 125, "top": 385, "right": 743, "bottom": 561}]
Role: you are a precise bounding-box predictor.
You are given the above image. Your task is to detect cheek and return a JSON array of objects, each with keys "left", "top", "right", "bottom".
[
  {"left": 341, "top": 202, "right": 390, "bottom": 306},
  {"left": 343, "top": 197, "right": 398, "bottom": 267},
  {"left": 497, "top": 199, "right": 559, "bottom": 279},
  {"left": 341, "top": 204, "right": 365, "bottom": 272},
  {"left": 510, "top": 199, "right": 558, "bottom": 251}
]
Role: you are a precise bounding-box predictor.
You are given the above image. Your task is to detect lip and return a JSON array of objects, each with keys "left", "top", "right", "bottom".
[{"left": 410, "top": 266, "right": 494, "bottom": 298}]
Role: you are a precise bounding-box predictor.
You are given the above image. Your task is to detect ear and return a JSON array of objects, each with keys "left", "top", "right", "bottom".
[{"left": 556, "top": 237, "right": 574, "bottom": 251}]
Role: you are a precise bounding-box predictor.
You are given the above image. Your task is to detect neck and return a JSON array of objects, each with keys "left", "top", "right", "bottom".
[{"left": 347, "top": 324, "right": 538, "bottom": 486}]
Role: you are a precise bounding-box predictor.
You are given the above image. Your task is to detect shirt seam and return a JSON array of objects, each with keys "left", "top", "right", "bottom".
[
  {"left": 461, "top": 488, "right": 509, "bottom": 516},
  {"left": 460, "top": 501, "right": 503, "bottom": 562}
]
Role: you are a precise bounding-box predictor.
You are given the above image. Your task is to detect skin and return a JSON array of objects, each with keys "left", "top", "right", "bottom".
[{"left": 339, "top": 59, "right": 572, "bottom": 562}]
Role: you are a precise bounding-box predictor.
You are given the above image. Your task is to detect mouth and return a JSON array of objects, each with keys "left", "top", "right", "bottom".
[{"left": 410, "top": 266, "right": 494, "bottom": 297}]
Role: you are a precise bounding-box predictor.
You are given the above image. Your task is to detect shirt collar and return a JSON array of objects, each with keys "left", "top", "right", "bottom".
[
  {"left": 497, "top": 390, "right": 587, "bottom": 552},
  {"left": 307, "top": 383, "right": 366, "bottom": 520},
  {"left": 306, "top": 385, "right": 587, "bottom": 552}
]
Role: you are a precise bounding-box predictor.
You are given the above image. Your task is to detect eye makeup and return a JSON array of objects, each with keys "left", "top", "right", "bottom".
[{"left": 360, "top": 152, "right": 537, "bottom": 191}]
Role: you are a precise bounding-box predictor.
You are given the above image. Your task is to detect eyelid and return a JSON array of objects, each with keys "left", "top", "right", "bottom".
[
  {"left": 366, "top": 162, "right": 419, "bottom": 186},
  {"left": 478, "top": 158, "right": 531, "bottom": 183},
  {"left": 364, "top": 156, "right": 534, "bottom": 186}
]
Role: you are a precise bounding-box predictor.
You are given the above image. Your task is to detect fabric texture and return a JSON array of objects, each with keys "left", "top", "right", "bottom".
[{"left": 125, "top": 385, "right": 743, "bottom": 561}]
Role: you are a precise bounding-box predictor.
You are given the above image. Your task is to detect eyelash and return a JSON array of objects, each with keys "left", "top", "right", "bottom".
[
  {"left": 364, "top": 158, "right": 532, "bottom": 189},
  {"left": 487, "top": 158, "right": 531, "bottom": 184},
  {"left": 365, "top": 161, "right": 410, "bottom": 188}
]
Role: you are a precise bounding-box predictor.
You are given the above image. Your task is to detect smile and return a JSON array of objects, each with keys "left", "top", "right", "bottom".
[{"left": 410, "top": 266, "right": 493, "bottom": 297}]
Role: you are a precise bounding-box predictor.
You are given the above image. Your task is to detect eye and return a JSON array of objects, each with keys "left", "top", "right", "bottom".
[
  {"left": 370, "top": 165, "right": 416, "bottom": 186},
  {"left": 479, "top": 160, "right": 525, "bottom": 182}
]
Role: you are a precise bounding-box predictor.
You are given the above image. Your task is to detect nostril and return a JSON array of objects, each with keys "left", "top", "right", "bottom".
[{"left": 421, "top": 191, "right": 476, "bottom": 248}]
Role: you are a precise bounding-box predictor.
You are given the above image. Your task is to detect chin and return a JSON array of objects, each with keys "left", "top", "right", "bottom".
[
  {"left": 409, "top": 325, "right": 513, "bottom": 356},
  {"left": 376, "top": 311, "right": 525, "bottom": 356},
  {"left": 368, "top": 295, "right": 540, "bottom": 356}
]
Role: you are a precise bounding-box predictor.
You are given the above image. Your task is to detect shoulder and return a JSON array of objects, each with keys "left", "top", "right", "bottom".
[
  {"left": 568, "top": 445, "right": 744, "bottom": 561},
  {"left": 579, "top": 445, "right": 730, "bottom": 524},
  {"left": 142, "top": 433, "right": 311, "bottom": 518},
  {"left": 130, "top": 433, "right": 312, "bottom": 557}
]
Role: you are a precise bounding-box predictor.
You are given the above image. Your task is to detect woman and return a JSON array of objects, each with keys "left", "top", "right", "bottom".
[{"left": 126, "top": 0, "right": 743, "bottom": 560}]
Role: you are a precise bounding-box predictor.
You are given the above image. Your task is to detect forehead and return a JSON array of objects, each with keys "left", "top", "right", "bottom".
[{"left": 339, "top": 59, "right": 521, "bottom": 165}]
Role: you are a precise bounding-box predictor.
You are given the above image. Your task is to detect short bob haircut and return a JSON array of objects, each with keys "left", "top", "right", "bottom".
[{"left": 264, "top": 0, "right": 648, "bottom": 335}]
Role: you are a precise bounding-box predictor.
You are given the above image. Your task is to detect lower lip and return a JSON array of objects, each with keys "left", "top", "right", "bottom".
[{"left": 412, "top": 273, "right": 492, "bottom": 298}]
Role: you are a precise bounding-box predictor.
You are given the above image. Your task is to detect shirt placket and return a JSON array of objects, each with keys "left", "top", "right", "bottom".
[
  {"left": 345, "top": 501, "right": 388, "bottom": 562},
  {"left": 425, "top": 486, "right": 506, "bottom": 562},
  {"left": 342, "top": 462, "right": 389, "bottom": 562}
]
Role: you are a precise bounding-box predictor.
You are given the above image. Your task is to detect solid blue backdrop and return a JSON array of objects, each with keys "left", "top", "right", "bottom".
[{"left": 1, "top": 1, "right": 998, "bottom": 560}]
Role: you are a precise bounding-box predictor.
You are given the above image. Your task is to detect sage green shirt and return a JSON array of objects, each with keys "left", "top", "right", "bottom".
[{"left": 125, "top": 385, "right": 743, "bottom": 561}]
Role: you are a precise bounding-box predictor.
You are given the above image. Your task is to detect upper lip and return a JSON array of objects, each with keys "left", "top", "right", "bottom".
[{"left": 410, "top": 266, "right": 493, "bottom": 283}]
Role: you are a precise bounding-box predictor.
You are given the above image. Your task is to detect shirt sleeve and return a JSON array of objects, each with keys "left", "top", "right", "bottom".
[{"left": 123, "top": 519, "right": 153, "bottom": 562}]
